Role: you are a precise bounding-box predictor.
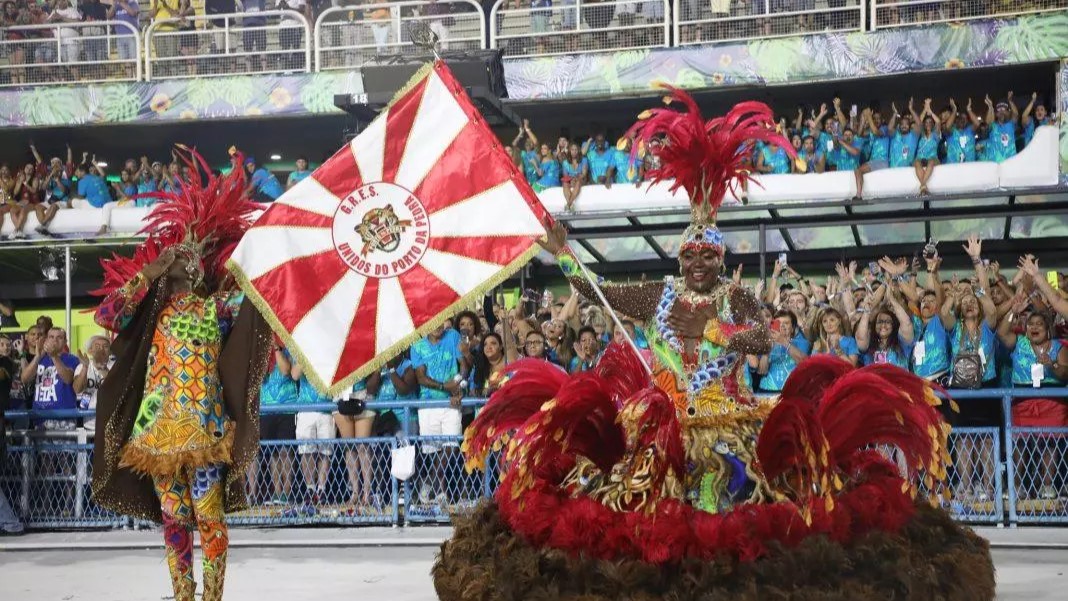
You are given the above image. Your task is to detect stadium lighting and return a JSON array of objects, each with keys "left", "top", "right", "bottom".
[
  {"left": 97, "top": 161, "right": 108, "bottom": 167},
  {"left": 269, "top": 153, "right": 282, "bottom": 161}
]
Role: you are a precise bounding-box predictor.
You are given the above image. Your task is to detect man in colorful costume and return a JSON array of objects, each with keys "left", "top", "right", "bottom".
[
  {"left": 435, "top": 90, "right": 995, "bottom": 600},
  {"left": 92, "top": 149, "right": 272, "bottom": 601}
]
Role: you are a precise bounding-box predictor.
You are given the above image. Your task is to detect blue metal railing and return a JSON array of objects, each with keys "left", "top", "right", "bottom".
[{"left": 3, "top": 390, "right": 1068, "bottom": 529}]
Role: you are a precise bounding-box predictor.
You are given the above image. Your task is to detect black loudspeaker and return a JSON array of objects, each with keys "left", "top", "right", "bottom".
[{"left": 360, "top": 50, "right": 507, "bottom": 100}]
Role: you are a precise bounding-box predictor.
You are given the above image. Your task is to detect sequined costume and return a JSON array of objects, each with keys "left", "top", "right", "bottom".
[
  {"left": 434, "top": 91, "right": 995, "bottom": 601},
  {"left": 92, "top": 149, "right": 272, "bottom": 601},
  {"left": 556, "top": 248, "right": 774, "bottom": 512}
]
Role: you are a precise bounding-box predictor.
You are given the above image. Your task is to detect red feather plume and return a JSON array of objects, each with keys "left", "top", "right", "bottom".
[
  {"left": 627, "top": 85, "right": 795, "bottom": 219},
  {"left": 92, "top": 146, "right": 258, "bottom": 298}
]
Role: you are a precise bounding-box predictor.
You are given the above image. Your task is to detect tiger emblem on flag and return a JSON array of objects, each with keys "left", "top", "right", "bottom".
[{"left": 355, "top": 205, "right": 413, "bottom": 256}]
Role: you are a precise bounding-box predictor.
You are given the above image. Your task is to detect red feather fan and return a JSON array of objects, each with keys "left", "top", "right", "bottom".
[{"left": 92, "top": 146, "right": 258, "bottom": 298}]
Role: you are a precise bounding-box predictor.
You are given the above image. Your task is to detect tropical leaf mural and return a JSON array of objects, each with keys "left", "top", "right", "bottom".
[
  {"left": 185, "top": 79, "right": 220, "bottom": 109},
  {"left": 97, "top": 84, "right": 143, "bottom": 122},
  {"left": 17, "top": 87, "right": 88, "bottom": 126},
  {"left": 301, "top": 72, "right": 343, "bottom": 113},
  {"left": 746, "top": 38, "right": 805, "bottom": 83},
  {"left": 994, "top": 13, "right": 1068, "bottom": 60},
  {"left": 213, "top": 76, "right": 257, "bottom": 109}
]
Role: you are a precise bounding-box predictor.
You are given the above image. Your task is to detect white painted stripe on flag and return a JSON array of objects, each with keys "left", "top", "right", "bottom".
[
  {"left": 275, "top": 175, "right": 342, "bottom": 217},
  {"left": 291, "top": 270, "right": 369, "bottom": 389},
  {"left": 374, "top": 276, "right": 416, "bottom": 354},
  {"left": 392, "top": 71, "right": 468, "bottom": 192},
  {"left": 418, "top": 248, "right": 503, "bottom": 296},
  {"left": 351, "top": 111, "right": 387, "bottom": 184},
  {"left": 231, "top": 226, "right": 335, "bottom": 281},
  {"left": 427, "top": 181, "right": 545, "bottom": 238}
]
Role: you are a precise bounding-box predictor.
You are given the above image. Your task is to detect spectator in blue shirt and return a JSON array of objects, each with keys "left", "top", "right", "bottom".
[
  {"left": 245, "top": 157, "right": 285, "bottom": 202},
  {"left": 889, "top": 100, "right": 919, "bottom": 169},
  {"left": 913, "top": 99, "right": 941, "bottom": 195},
  {"left": 945, "top": 100, "right": 976, "bottom": 164},
  {"left": 756, "top": 141, "right": 791, "bottom": 175},
  {"left": 532, "top": 143, "right": 561, "bottom": 191},
  {"left": 512, "top": 119, "right": 540, "bottom": 185},
  {"left": 810, "top": 308, "right": 859, "bottom": 366},
  {"left": 1021, "top": 92, "right": 1054, "bottom": 147},
  {"left": 853, "top": 108, "right": 890, "bottom": 199},
  {"left": 411, "top": 324, "right": 464, "bottom": 505},
  {"left": 754, "top": 311, "right": 811, "bottom": 393},
  {"left": 584, "top": 132, "right": 615, "bottom": 186},
  {"left": 794, "top": 136, "right": 825, "bottom": 174},
  {"left": 112, "top": 169, "right": 138, "bottom": 203},
  {"left": 286, "top": 156, "right": 313, "bottom": 190},
  {"left": 560, "top": 142, "right": 588, "bottom": 212},
  {"left": 74, "top": 163, "right": 112, "bottom": 208},
  {"left": 855, "top": 284, "right": 915, "bottom": 369},
  {"left": 980, "top": 93, "right": 1019, "bottom": 163},
  {"left": 831, "top": 128, "right": 862, "bottom": 172},
  {"left": 612, "top": 136, "right": 643, "bottom": 185}
]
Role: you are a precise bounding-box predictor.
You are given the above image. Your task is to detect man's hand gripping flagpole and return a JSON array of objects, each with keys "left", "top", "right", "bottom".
[{"left": 538, "top": 219, "right": 653, "bottom": 376}]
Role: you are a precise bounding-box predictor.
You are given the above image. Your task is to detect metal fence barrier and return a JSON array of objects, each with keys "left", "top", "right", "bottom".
[
  {"left": 872, "top": 0, "right": 1068, "bottom": 30},
  {"left": 0, "top": 21, "right": 141, "bottom": 88},
  {"left": 314, "top": 1, "right": 485, "bottom": 72},
  {"left": 4, "top": 390, "right": 1068, "bottom": 530},
  {"left": 143, "top": 10, "right": 312, "bottom": 80},
  {"left": 674, "top": 0, "right": 865, "bottom": 47},
  {"left": 490, "top": 0, "right": 670, "bottom": 59}
]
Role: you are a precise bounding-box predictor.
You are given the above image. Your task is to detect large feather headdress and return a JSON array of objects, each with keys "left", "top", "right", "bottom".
[
  {"left": 627, "top": 86, "right": 793, "bottom": 254},
  {"left": 94, "top": 146, "right": 259, "bottom": 297}
]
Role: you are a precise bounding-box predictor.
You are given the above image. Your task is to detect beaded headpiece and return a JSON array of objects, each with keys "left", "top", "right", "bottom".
[
  {"left": 627, "top": 87, "right": 793, "bottom": 256},
  {"left": 94, "top": 146, "right": 259, "bottom": 297}
]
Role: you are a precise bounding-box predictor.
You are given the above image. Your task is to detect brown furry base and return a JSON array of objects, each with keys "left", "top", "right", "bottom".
[
  {"left": 433, "top": 501, "right": 996, "bottom": 601},
  {"left": 119, "top": 427, "right": 234, "bottom": 477}
]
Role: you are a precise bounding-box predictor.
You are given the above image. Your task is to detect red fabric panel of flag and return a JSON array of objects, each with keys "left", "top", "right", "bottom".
[{"left": 227, "top": 60, "right": 551, "bottom": 395}]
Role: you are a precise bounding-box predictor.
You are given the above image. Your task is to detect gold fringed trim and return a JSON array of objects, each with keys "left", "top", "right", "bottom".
[
  {"left": 388, "top": 60, "right": 437, "bottom": 107},
  {"left": 226, "top": 242, "right": 544, "bottom": 397},
  {"left": 682, "top": 400, "right": 776, "bottom": 430},
  {"left": 119, "top": 426, "right": 235, "bottom": 477}
]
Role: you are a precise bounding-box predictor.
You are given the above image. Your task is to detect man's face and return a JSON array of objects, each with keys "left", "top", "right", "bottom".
[
  {"left": 296, "top": 158, "right": 308, "bottom": 171},
  {"left": 595, "top": 134, "right": 606, "bottom": 150},
  {"left": 897, "top": 117, "right": 911, "bottom": 134},
  {"left": 679, "top": 247, "right": 722, "bottom": 293},
  {"left": 1035, "top": 104, "right": 1048, "bottom": 121},
  {"left": 787, "top": 292, "right": 806, "bottom": 316},
  {"left": 802, "top": 138, "right": 815, "bottom": 153},
  {"left": 152, "top": 163, "right": 163, "bottom": 176},
  {"left": 955, "top": 113, "right": 967, "bottom": 130},
  {"left": 996, "top": 106, "right": 1009, "bottom": 123},
  {"left": 430, "top": 324, "right": 445, "bottom": 339},
  {"left": 90, "top": 337, "right": 110, "bottom": 361},
  {"left": 125, "top": 159, "right": 137, "bottom": 172},
  {"left": 0, "top": 337, "right": 10, "bottom": 357},
  {"left": 45, "top": 328, "right": 65, "bottom": 353},
  {"left": 36, "top": 316, "right": 52, "bottom": 331},
  {"left": 843, "top": 130, "right": 854, "bottom": 144}
]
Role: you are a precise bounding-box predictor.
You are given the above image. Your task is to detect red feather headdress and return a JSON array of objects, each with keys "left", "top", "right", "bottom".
[
  {"left": 627, "top": 86, "right": 794, "bottom": 253},
  {"left": 93, "top": 146, "right": 259, "bottom": 298}
]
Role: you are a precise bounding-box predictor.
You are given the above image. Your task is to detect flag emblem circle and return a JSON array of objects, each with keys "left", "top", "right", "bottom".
[{"left": 332, "top": 182, "right": 431, "bottom": 279}]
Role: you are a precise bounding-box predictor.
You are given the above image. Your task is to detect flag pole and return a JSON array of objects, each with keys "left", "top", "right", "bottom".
[{"left": 564, "top": 244, "right": 654, "bottom": 377}]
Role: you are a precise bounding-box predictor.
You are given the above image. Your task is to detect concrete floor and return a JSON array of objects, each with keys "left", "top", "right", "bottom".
[{"left": 0, "top": 546, "right": 1065, "bottom": 600}]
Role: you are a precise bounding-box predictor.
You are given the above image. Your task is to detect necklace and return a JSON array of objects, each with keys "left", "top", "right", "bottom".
[{"left": 674, "top": 278, "right": 730, "bottom": 308}]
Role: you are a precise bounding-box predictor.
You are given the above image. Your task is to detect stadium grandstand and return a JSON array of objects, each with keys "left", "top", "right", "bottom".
[{"left": 1, "top": 0, "right": 1068, "bottom": 556}]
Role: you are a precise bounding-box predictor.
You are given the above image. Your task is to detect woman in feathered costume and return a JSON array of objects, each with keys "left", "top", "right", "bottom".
[
  {"left": 91, "top": 148, "right": 273, "bottom": 601},
  {"left": 434, "top": 90, "right": 995, "bottom": 600}
]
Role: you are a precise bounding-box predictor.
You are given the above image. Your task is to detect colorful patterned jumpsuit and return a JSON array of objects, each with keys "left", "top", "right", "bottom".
[{"left": 96, "top": 276, "right": 242, "bottom": 601}]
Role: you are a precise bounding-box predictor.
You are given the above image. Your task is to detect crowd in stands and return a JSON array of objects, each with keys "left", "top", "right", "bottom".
[
  {"left": 0, "top": 143, "right": 308, "bottom": 239},
  {"left": 4, "top": 233, "right": 1067, "bottom": 513},
  {"left": 510, "top": 91, "right": 1056, "bottom": 205}
]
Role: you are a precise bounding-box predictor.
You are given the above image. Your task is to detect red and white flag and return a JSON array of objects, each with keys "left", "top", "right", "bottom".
[{"left": 228, "top": 60, "right": 550, "bottom": 395}]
